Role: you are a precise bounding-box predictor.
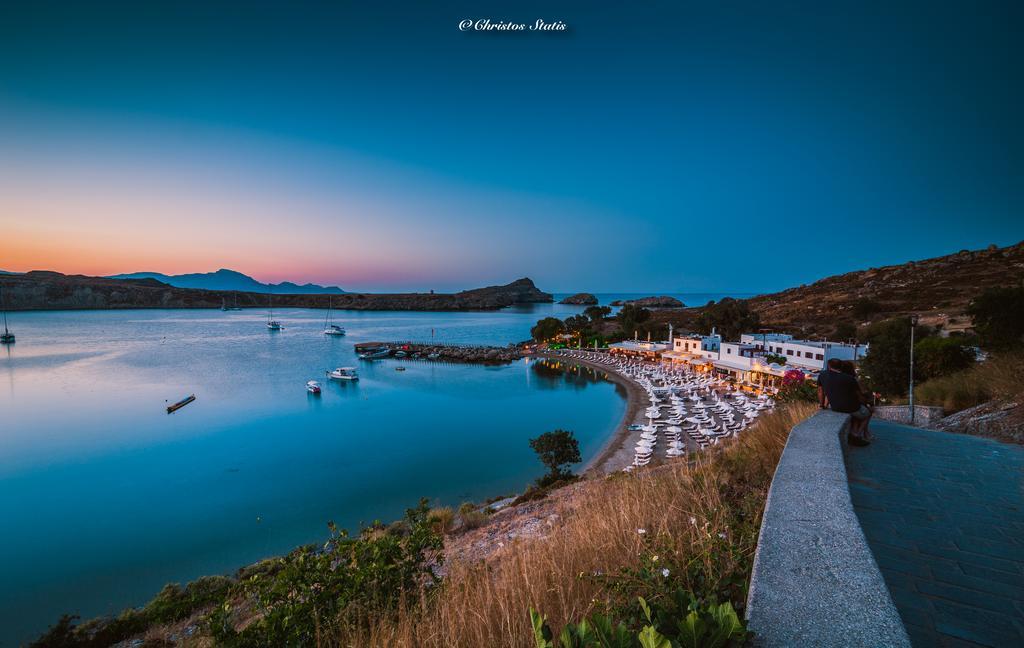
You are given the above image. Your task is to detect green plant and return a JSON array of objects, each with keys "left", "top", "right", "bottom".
[
  {"left": 967, "top": 284, "right": 1024, "bottom": 351},
  {"left": 457, "top": 502, "right": 488, "bottom": 530},
  {"left": 694, "top": 299, "right": 760, "bottom": 341},
  {"left": 913, "top": 336, "right": 975, "bottom": 380},
  {"left": 763, "top": 353, "right": 786, "bottom": 365},
  {"left": 529, "top": 593, "right": 747, "bottom": 648},
  {"left": 533, "top": 317, "right": 567, "bottom": 342},
  {"left": 427, "top": 506, "right": 455, "bottom": 535},
  {"left": 211, "top": 500, "right": 442, "bottom": 646},
  {"left": 530, "top": 429, "right": 582, "bottom": 484}
]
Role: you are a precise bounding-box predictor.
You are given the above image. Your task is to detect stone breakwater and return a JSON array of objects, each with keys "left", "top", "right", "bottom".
[{"left": 354, "top": 341, "right": 525, "bottom": 364}]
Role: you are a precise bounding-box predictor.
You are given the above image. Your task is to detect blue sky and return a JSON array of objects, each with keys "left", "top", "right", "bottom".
[{"left": 0, "top": 0, "right": 1021, "bottom": 292}]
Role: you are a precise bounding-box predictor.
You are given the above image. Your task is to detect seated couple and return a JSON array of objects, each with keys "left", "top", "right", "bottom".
[{"left": 817, "top": 358, "right": 874, "bottom": 446}]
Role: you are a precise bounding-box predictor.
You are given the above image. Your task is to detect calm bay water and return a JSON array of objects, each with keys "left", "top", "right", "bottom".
[{"left": 0, "top": 294, "right": 747, "bottom": 643}]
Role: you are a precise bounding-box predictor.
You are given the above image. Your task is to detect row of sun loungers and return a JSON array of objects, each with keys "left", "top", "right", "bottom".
[{"left": 552, "top": 350, "right": 775, "bottom": 470}]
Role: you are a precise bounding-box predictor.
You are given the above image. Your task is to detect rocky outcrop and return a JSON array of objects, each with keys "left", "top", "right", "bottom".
[
  {"left": 933, "top": 400, "right": 1023, "bottom": 444},
  {"left": 0, "top": 273, "right": 554, "bottom": 312},
  {"left": 610, "top": 296, "right": 685, "bottom": 308},
  {"left": 354, "top": 342, "right": 524, "bottom": 364},
  {"left": 559, "top": 293, "right": 598, "bottom": 305}
]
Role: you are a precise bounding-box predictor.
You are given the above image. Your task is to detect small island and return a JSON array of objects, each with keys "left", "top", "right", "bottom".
[
  {"left": 609, "top": 295, "right": 685, "bottom": 308},
  {"left": 558, "top": 292, "right": 598, "bottom": 305}
]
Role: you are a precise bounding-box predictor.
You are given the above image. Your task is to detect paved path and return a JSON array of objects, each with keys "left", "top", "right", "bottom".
[{"left": 845, "top": 420, "right": 1024, "bottom": 647}]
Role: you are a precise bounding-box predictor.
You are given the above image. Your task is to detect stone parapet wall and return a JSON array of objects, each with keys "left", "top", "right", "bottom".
[
  {"left": 873, "top": 405, "right": 945, "bottom": 427},
  {"left": 746, "top": 410, "right": 910, "bottom": 647}
]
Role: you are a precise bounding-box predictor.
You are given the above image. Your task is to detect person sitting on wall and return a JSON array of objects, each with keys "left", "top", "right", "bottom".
[
  {"left": 839, "top": 360, "right": 875, "bottom": 441},
  {"left": 817, "top": 358, "right": 872, "bottom": 446}
]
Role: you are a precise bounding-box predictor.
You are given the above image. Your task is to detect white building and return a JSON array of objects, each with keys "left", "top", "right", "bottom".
[
  {"left": 738, "top": 333, "right": 868, "bottom": 371},
  {"left": 608, "top": 340, "right": 670, "bottom": 358}
]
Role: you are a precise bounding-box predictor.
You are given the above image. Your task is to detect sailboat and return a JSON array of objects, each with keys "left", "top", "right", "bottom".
[
  {"left": 267, "top": 292, "right": 283, "bottom": 330},
  {"left": 0, "top": 284, "right": 13, "bottom": 344},
  {"left": 323, "top": 296, "right": 345, "bottom": 336},
  {"left": 222, "top": 295, "right": 242, "bottom": 311}
]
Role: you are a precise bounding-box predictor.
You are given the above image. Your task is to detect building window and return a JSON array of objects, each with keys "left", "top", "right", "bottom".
[
  {"left": 786, "top": 350, "right": 793, "bottom": 356},
  {"left": 816, "top": 353, "right": 824, "bottom": 360},
  {"left": 727, "top": 348, "right": 732, "bottom": 354}
]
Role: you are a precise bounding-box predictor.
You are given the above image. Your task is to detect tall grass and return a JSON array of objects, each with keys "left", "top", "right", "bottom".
[
  {"left": 915, "top": 353, "right": 1023, "bottom": 412},
  {"left": 353, "top": 403, "right": 816, "bottom": 647}
]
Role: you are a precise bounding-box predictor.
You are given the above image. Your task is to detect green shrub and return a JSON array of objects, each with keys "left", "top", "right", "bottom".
[
  {"left": 967, "top": 284, "right": 1024, "bottom": 351},
  {"left": 427, "top": 506, "right": 455, "bottom": 535},
  {"left": 530, "top": 593, "right": 747, "bottom": 648},
  {"left": 457, "top": 502, "right": 488, "bottom": 530},
  {"left": 211, "top": 500, "right": 442, "bottom": 647},
  {"left": 914, "top": 336, "right": 975, "bottom": 380}
]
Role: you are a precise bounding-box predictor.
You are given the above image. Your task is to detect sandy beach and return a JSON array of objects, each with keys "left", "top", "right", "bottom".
[{"left": 532, "top": 352, "right": 650, "bottom": 475}]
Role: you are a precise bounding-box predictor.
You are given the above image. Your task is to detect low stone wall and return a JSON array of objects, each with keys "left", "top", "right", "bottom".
[
  {"left": 746, "top": 411, "right": 909, "bottom": 647},
  {"left": 873, "top": 405, "right": 945, "bottom": 428}
]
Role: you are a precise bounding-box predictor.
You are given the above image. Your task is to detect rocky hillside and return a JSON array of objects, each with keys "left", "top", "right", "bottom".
[
  {"left": 0, "top": 273, "right": 552, "bottom": 312},
  {"left": 744, "top": 241, "right": 1024, "bottom": 336}
]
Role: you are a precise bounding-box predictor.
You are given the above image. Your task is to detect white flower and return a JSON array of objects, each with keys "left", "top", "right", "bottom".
[
  {"left": 637, "top": 528, "right": 647, "bottom": 535},
  {"left": 661, "top": 568, "right": 670, "bottom": 578},
  {"left": 718, "top": 532, "right": 727, "bottom": 539},
  {"left": 689, "top": 516, "right": 697, "bottom": 526},
  {"left": 652, "top": 555, "right": 659, "bottom": 562}
]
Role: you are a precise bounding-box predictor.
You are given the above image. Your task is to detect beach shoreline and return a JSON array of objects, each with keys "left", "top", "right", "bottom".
[{"left": 532, "top": 352, "right": 647, "bottom": 475}]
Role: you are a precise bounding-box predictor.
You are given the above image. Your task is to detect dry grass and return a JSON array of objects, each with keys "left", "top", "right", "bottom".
[
  {"left": 348, "top": 403, "right": 816, "bottom": 648},
  {"left": 915, "top": 352, "right": 1024, "bottom": 412}
]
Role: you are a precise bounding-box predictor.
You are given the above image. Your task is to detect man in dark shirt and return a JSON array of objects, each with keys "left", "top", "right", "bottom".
[{"left": 817, "top": 358, "right": 870, "bottom": 445}]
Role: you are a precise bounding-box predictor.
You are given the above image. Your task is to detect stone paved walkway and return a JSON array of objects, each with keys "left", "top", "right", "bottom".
[{"left": 845, "top": 420, "right": 1024, "bottom": 647}]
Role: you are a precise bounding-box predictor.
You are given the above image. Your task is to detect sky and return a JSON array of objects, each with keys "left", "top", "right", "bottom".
[{"left": 0, "top": 0, "right": 1021, "bottom": 293}]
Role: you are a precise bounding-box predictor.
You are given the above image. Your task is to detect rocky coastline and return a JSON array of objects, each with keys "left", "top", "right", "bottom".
[
  {"left": 0, "top": 273, "right": 553, "bottom": 312},
  {"left": 355, "top": 341, "right": 525, "bottom": 364},
  {"left": 610, "top": 295, "right": 685, "bottom": 308}
]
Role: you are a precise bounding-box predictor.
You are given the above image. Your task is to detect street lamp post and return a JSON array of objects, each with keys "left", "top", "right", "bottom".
[{"left": 909, "top": 314, "right": 919, "bottom": 425}]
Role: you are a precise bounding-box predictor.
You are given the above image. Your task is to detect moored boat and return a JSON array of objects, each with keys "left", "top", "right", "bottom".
[
  {"left": 267, "top": 292, "right": 283, "bottom": 330},
  {"left": 306, "top": 380, "right": 322, "bottom": 394},
  {"left": 0, "top": 285, "right": 14, "bottom": 344},
  {"left": 167, "top": 394, "right": 196, "bottom": 414},
  {"left": 358, "top": 347, "right": 390, "bottom": 360},
  {"left": 327, "top": 367, "right": 359, "bottom": 381},
  {"left": 323, "top": 297, "right": 346, "bottom": 336}
]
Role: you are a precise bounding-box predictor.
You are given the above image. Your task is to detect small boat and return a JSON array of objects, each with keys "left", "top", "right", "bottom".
[
  {"left": 394, "top": 350, "right": 407, "bottom": 358},
  {"left": 167, "top": 394, "right": 196, "bottom": 414},
  {"left": 395, "top": 366, "right": 406, "bottom": 372},
  {"left": 323, "top": 297, "right": 346, "bottom": 336},
  {"left": 358, "top": 348, "right": 390, "bottom": 360},
  {"left": 306, "top": 380, "right": 322, "bottom": 394},
  {"left": 427, "top": 352, "right": 439, "bottom": 360},
  {"left": 327, "top": 367, "right": 359, "bottom": 381},
  {"left": 266, "top": 293, "right": 283, "bottom": 330},
  {"left": 0, "top": 285, "right": 13, "bottom": 344},
  {"left": 222, "top": 296, "right": 242, "bottom": 311}
]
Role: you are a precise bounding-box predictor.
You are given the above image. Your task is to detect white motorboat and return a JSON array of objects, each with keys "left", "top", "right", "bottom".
[
  {"left": 306, "top": 380, "right": 322, "bottom": 394},
  {"left": 327, "top": 367, "right": 359, "bottom": 381}
]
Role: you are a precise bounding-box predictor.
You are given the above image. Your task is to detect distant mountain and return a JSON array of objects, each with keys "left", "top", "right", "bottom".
[
  {"left": 0, "top": 270, "right": 22, "bottom": 275},
  {"left": 108, "top": 269, "right": 345, "bottom": 294}
]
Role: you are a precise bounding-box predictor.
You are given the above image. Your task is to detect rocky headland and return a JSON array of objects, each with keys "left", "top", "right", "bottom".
[{"left": 0, "top": 273, "right": 553, "bottom": 312}]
